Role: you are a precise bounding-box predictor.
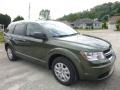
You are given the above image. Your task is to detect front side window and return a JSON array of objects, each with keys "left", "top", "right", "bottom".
[
  {"left": 14, "top": 23, "right": 26, "bottom": 36},
  {"left": 27, "top": 23, "right": 43, "bottom": 35}
]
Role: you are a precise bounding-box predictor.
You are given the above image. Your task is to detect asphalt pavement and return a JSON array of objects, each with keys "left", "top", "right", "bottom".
[{"left": 0, "top": 30, "right": 120, "bottom": 90}]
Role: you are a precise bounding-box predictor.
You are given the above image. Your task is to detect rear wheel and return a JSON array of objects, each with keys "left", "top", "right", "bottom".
[
  {"left": 6, "top": 46, "right": 17, "bottom": 61},
  {"left": 52, "top": 56, "right": 78, "bottom": 86}
]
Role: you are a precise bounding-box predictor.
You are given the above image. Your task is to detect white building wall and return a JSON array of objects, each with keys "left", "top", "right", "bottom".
[
  {"left": 93, "top": 23, "right": 102, "bottom": 29},
  {"left": 108, "top": 24, "right": 116, "bottom": 30},
  {"left": 0, "top": 24, "right": 4, "bottom": 32},
  {"left": 76, "top": 24, "right": 86, "bottom": 29},
  {"left": 82, "top": 24, "right": 86, "bottom": 29},
  {"left": 77, "top": 24, "right": 83, "bottom": 28}
]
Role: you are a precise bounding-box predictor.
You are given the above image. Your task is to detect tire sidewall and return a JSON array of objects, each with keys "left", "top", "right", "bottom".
[{"left": 52, "top": 57, "right": 78, "bottom": 86}]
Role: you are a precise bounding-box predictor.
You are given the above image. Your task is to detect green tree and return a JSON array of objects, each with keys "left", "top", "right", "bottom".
[
  {"left": 39, "top": 9, "right": 50, "bottom": 20},
  {"left": 0, "top": 13, "right": 11, "bottom": 28},
  {"left": 58, "top": 1, "right": 120, "bottom": 22},
  {"left": 13, "top": 16, "right": 24, "bottom": 22}
]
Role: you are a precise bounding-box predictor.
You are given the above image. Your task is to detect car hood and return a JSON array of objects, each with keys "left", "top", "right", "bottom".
[{"left": 57, "top": 34, "right": 110, "bottom": 51}]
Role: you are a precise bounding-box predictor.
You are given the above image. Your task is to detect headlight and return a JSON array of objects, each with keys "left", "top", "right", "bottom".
[{"left": 84, "top": 52, "right": 105, "bottom": 61}]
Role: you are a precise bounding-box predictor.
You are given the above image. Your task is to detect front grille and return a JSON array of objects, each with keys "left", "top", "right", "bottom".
[
  {"left": 106, "top": 54, "right": 112, "bottom": 59},
  {"left": 103, "top": 48, "right": 113, "bottom": 60}
]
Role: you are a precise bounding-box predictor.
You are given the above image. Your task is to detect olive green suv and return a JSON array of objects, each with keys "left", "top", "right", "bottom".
[{"left": 4, "top": 20, "right": 116, "bottom": 85}]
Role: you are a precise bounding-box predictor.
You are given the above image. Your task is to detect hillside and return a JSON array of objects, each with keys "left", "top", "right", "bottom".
[{"left": 58, "top": 1, "right": 120, "bottom": 22}]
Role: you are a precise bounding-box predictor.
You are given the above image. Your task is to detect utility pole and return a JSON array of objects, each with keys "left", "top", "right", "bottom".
[{"left": 28, "top": 2, "right": 31, "bottom": 19}]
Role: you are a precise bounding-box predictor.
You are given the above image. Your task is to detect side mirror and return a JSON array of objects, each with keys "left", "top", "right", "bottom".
[{"left": 31, "top": 32, "right": 47, "bottom": 40}]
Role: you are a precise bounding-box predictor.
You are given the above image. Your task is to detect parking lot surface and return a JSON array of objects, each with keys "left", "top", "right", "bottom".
[{"left": 0, "top": 30, "right": 120, "bottom": 90}]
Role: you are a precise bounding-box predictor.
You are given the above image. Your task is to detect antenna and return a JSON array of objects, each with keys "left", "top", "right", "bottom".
[{"left": 28, "top": 2, "right": 30, "bottom": 19}]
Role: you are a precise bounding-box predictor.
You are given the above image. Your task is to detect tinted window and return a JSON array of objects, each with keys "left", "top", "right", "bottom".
[
  {"left": 14, "top": 23, "right": 26, "bottom": 36},
  {"left": 27, "top": 23, "right": 43, "bottom": 35}
]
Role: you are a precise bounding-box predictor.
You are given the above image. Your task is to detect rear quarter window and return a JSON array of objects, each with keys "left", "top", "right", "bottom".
[{"left": 6, "top": 24, "right": 15, "bottom": 33}]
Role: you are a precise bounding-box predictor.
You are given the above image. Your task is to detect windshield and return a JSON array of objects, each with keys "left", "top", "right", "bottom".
[{"left": 41, "top": 21, "right": 78, "bottom": 37}]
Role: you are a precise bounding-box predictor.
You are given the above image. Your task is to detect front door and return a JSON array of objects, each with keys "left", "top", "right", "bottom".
[{"left": 21, "top": 23, "right": 48, "bottom": 62}]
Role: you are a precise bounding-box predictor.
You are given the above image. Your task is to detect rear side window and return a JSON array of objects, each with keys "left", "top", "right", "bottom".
[
  {"left": 14, "top": 23, "right": 26, "bottom": 36},
  {"left": 27, "top": 23, "right": 43, "bottom": 35}
]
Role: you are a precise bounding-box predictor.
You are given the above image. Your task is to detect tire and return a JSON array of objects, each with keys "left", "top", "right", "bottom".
[
  {"left": 6, "top": 46, "right": 17, "bottom": 61},
  {"left": 52, "top": 56, "right": 78, "bottom": 86}
]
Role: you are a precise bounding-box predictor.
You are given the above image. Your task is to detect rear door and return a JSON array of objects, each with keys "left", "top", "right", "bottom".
[
  {"left": 12, "top": 22, "right": 27, "bottom": 53},
  {"left": 11, "top": 22, "right": 49, "bottom": 62}
]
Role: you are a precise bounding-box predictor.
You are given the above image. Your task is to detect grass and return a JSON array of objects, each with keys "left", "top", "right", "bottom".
[
  {"left": 0, "top": 31, "right": 4, "bottom": 43},
  {"left": 115, "top": 29, "right": 120, "bottom": 31}
]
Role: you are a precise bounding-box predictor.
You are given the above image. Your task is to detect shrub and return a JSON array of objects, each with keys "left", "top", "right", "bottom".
[
  {"left": 116, "top": 19, "right": 120, "bottom": 31},
  {"left": 102, "top": 22, "right": 108, "bottom": 29},
  {"left": 0, "top": 32, "right": 4, "bottom": 43}
]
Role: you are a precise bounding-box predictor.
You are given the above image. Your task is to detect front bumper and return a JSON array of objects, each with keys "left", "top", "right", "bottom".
[{"left": 80, "top": 54, "right": 116, "bottom": 80}]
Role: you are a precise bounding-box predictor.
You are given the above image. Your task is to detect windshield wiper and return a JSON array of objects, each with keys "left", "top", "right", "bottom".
[{"left": 53, "top": 33, "right": 79, "bottom": 37}]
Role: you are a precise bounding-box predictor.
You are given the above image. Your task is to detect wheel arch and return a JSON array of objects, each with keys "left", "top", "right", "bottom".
[
  {"left": 47, "top": 48, "right": 84, "bottom": 78},
  {"left": 5, "top": 42, "right": 14, "bottom": 51}
]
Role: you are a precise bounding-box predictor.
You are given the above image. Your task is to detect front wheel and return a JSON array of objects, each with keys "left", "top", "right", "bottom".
[{"left": 52, "top": 57, "right": 78, "bottom": 86}]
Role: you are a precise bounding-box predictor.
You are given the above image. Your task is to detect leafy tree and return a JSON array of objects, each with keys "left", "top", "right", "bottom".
[
  {"left": 58, "top": 1, "right": 120, "bottom": 22},
  {"left": 13, "top": 16, "right": 24, "bottom": 22},
  {"left": 39, "top": 9, "right": 50, "bottom": 20},
  {"left": 0, "top": 13, "right": 11, "bottom": 28}
]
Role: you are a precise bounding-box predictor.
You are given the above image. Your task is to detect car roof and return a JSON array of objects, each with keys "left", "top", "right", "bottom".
[{"left": 10, "top": 20, "right": 60, "bottom": 25}]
